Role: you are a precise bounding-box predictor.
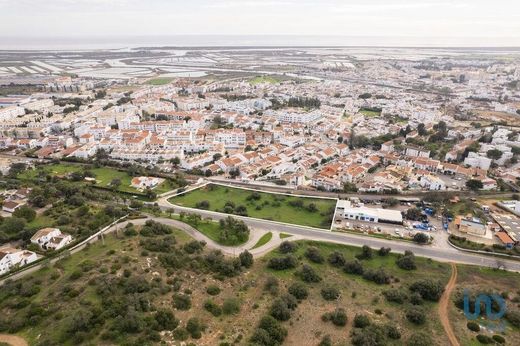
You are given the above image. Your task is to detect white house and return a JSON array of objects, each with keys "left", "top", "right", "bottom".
[
  {"left": 464, "top": 152, "right": 492, "bottom": 170},
  {"left": 31, "top": 228, "right": 73, "bottom": 250},
  {"left": 130, "top": 176, "right": 164, "bottom": 190},
  {"left": 0, "top": 246, "right": 38, "bottom": 275},
  {"left": 405, "top": 146, "right": 430, "bottom": 158}
]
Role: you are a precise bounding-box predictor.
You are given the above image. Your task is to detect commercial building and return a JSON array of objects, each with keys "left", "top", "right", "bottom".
[{"left": 336, "top": 200, "right": 403, "bottom": 225}]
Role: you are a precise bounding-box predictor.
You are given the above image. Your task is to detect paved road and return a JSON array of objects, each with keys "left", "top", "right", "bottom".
[
  {"left": 159, "top": 197, "right": 520, "bottom": 272},
  {"left": 0, "top": 216, "right": 283, "bottom": 286}
]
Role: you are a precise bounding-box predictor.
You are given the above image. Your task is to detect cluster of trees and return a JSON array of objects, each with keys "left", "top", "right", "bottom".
[
  {"left": 288, "top": 199, "right": 318, "bottom": 213},
  {"left": 219, "top": 200, "right": 248, "bottom": 216},
  {"left": 269, "top": 96, "right": 321, "bottom": 110},
  {"left": 218, "top": 216, "right": 250, "bottom": 245}
]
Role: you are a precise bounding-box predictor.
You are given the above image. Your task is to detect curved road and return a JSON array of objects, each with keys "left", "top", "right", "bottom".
[
  {"left": 0, "top": 216, "right": 286, "bottom": 286},
  {"left": 158, "top": 197, "right": 520, "bottom": 272}
]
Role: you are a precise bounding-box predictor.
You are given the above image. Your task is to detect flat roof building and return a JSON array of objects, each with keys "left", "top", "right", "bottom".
[{"left": 336, "top": 200, "right": 403, "bottom": 225}]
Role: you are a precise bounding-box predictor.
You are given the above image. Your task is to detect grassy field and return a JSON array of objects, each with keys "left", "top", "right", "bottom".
[
  {"left": 252, "top": 232, "right": 273, "bottom": 249},
  {"left": 1, "top": 220, "right": 519, "bottom": 346},
  {"left": 169, "top": 184, "right": 337, "bottom": 229},
  {"left": 359, "top": 109, "right": 382, "bottom": 117},
  {"left": 18, "top": 163, "right": 174, "bottom": 196},
  {"left": 249, "top": 75, "right": 281, "bottom": 85},
  {"left": 146, "top": 77, "right": 175, "bottom": 85}
]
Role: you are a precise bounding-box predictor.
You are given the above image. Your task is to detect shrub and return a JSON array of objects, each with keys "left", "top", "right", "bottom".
[
  {"left": 239, "top": 250, "right": 254, "bottom": 268},
  {"left": 383, "top": 289, "right": 408, "bottom": 304},
  {"left": 467, "top": 321, "right": 480, "bottom": 332},
  {"left": 396, "top": 251, "right": 417, "bottom": 270},
  {"left": 351, "top": 324, "right": 386, "bottom": 346},
  {"left": 281, "top": 294, "right": 298, "bottom": 310},
  {"left": 270, "top": 299, "right": 291, "bottom": 321},
  {"left": 378, "top": 247, "right": 391, "bottom": 256},
  {"left": 173, "top": 294, "right": 191, "bottom": 310},
  {"left": 409, "top": 279, "right": 444, "bottom": 301},
  {"left": 476, "top": 334, "right": 493, "bottom": 344},
  {"left": 407, "top": 332, "right": 432, "bottom": 346},
  {"left": 195, "top": 200, "right": 210, "bottom": 209},
  {"left": 186, "top": 317, "right": 205, "bottom": 339},
  {"left": 298, "top": 265, "right": 322, "bottom": 283},
  {"left": 353, "top": 314, "right": 371, "bottom": 328},
  {"left": 413, "top": 232, "right": 430, "bottom": 244},
  {"left": 222, "top": 298, "right": 241, "bottom": 315},
  {"left": 173, "top": 327, "right": 189, "bottom": 341},
  {"left": 505, "top": 310, "right": 520, "bottom": 327},
  {"left": 321, "top": 287, "right": 340, "bottom": 301},
  {"left": 410, "top": 292, "right": 424, "bottom": 305},
  {"left": 304, "top": 246, "right": 324, "bottom": 263},
  {"left": 330, "top": 308, "right": 347, "bottom": 326},
  {"left": 344, "top": 260, "right": 364, "bottom": 275},
  {"left": 288, "top": 282, "right": 308, "bottom": 300},
  {"left": 264, "top": 276, "right": 279, "bottom": 295},
  {"left": 204, "top": 300, "right": 222, "bottom": 317},
  {"left": 279, "top": 241, "right": 298, "bottom": 253},
  {"left": 385, "top": 324, "right": 401, "bottom": 340},
  {"left": 327, "top": 251, "right": 346, "bottom": 267},
  {"left": 319, "top": 335, "right": 332, "bottom": 346},
  {"left": 406, "top": 306, "right": 426, "bottom": 325},
  {"left": 154, "top": 309, "right": 179, "bottom": 331},
  {"left": 362, "top": 268, "right": 391, "bottom": 285},
  {"left": 355, "top": 245, "right": 373, "bottom": 260},
  {"left": 183, "top": 240, "right": 204, "bottom": 254},
  {"left": 268, "top": 255, "right": 297, "bottom": 270},
  {"left": 206, "top": 285, "right": 221, "bottom": 296},
  {"left": 250, "top": 315, "right": 287, "bottom": 346},
  {"left": 492, "top": 335, "right": 505, "bottom": 344}
]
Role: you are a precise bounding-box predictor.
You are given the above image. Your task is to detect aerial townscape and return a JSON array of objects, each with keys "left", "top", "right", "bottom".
[
  {"left": 0, "top": 43, "right": 519, "bottom": 346},
  {"left": 6, "top": 0, "right": 520, "bottom": 343}
]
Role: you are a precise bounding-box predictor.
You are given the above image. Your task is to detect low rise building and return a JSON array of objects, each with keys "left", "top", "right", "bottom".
[
  {"left": 31, "top": 228, "right": 73, "bottom": 250},
  {"left": 336, "top": 200, "right": 403, "bottom": 225}
]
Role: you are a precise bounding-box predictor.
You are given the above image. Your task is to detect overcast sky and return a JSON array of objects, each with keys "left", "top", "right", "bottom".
[{"left": 1, "top": 0, "right": 520, "bottom": 46}]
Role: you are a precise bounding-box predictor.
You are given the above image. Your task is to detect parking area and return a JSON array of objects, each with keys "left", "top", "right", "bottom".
[
  {"left": 438, "top": 173, "right": 466, "bottom": 190},
  {"left": 334, "top": 218, "right": 410, "bottom": 237}
]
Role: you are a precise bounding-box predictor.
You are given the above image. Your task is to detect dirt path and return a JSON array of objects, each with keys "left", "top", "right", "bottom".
[
  {"left": 0, "top": 334, "right": 28, "bottom": 346},
  {"left": 439, "top": 263, "right": 460, "bottom": 346}
]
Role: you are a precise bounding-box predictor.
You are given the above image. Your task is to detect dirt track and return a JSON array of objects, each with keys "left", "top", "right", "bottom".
[
  {"left": 438, "top": 263, "right": 460, "bottom": 346},
  {"left": 0, "top": 334, "right": 28, "bottom": 346}
]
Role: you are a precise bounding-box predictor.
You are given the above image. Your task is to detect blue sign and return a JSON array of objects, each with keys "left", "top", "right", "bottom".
[{"left": 463, "top": 290, "right": 507, "bottom": 321}]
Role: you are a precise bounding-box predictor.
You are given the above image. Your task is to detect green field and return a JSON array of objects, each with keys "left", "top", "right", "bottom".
[
  {"left": 249, "top": 75, "right": 281, "bottom": 85},
  {"left": 169, "top": 184, "right": 337, "bottom": 229},
  {"left": 252, "top": 232, "right": 273, "bottom": 249},
  {"left": 359, "top": 109, "right": 382, "bottom": 117},
  {"left": 146, "top": 77, "right": 175, "bottom": 85},
  {"left": 18, "top": 163, "right": 174, "bottom": 196}
]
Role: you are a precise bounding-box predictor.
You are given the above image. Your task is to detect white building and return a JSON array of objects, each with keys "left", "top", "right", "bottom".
[
  {"left": 31, "top": 228, "right": 73, "bottom": 250},
  {"left": 0, "top": 106, "right": 25, "bottom": 121},
  {"left": 0, "top": 246, "right": 38, "bottom": 275},
  {"left": 276, "top": 109, "right": 322, "bottom": 124},
  {"left": 130, "top": 176, "right": 164, "bottom": 190},
  {"left": 405, "top": 146, "right": 430, "bottom": 158},
  {"left": 464, "top": 152, "right": 492, "bottom": 170},
  {"left": 336, "top": 200, "right": 403, "bottom": 225}
]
